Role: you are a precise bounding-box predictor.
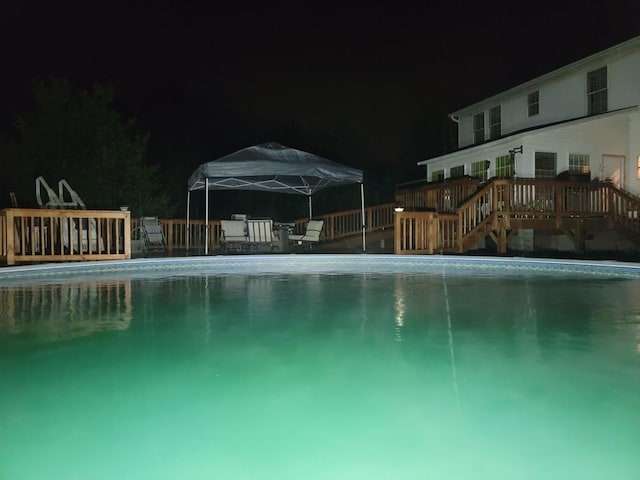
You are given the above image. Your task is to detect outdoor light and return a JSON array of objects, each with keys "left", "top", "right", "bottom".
[
  {"left": 509, "top": 145, "right": 523, "bottom": 155},
  {"left": 394, "top": 204, "right": 405, "bottom": 212}
]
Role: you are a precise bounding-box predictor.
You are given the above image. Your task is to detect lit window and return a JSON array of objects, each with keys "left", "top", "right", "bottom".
[
  {"left": 495, "top": 154, "right": 514, "bottom": 177},
  {"left": 473, "top": 113, "right": 485, "bottom": 144},
  {"left": 569, "top": 153, "right": 590, "bottom": 174},
  {"left": 587, "top": 67, "right": 607, "bottom": 115},
  {"left": 471, "top": 160, "right": 489, "bottom": 182},
  {"left": 528, "top": 91, "right": 539, "bottom": 116},
  {"left": 489, "top": 106, "right": 501, "bottom": 139}
]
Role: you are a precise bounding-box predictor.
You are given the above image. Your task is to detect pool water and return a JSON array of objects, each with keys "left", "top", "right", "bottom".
[{"left": 1, "top": 269, "right": 640, "bottom": 479}]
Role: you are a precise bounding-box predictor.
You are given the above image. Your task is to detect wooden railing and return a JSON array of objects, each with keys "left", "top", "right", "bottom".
[
  {"left": 394, "top": 178, "right": 640, "bottom": 254},
  {"left": 131, "top": 218, "right": 223, "bottom": 252},
  {"left": 136, "top": 202, "right": 395, "bottom": 252},
  {"left": 315, "top": 202, "right": 395, "bottom": 241},
  {"left": 1, "top": 208, "right": 130, "bottom": 266},
  {"left": 396, "top": 177, "right": 480, "bottom": 212},
  {"left": 1, "top": 203, "right": 391, "bottom": 263},
  {"left": 609, "top": 187, "right": 640, "bottom": 240},
  {"left": 394, "top": 211, "right": 438, "bottom": 254}
]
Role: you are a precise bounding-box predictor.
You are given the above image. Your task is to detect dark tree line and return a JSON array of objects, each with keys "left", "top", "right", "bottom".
[
  {"left": 1, "top": 77, "right": 433, "bottom": 220},
  {"left": 1, "top": 79, "right": 172, "bottom": 217}
]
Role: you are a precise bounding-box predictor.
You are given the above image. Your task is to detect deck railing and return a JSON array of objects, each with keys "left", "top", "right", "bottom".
[
  {"left": 314, "top": 202, "right": 395, "bottom": 241},
  {"left": 9, "top": 182, "right": 633, "bottom": 260},
  {"left": 139, "top": 202, "right": 396, "bottom": 252},
  {"left": 394, "top": 211, "right": 438, "bottom": 254},
  {"left": 131, "top": 218, "right": 223, "bottom": 252},
  {"left": 1, "top": 208, "right": 130, "bottom": 266},
  {"left": 396, "top": 177, "right": 480, "bottom": 212},
  {"left": 394, "top": 178, "right": 640, "bottom": 254}
]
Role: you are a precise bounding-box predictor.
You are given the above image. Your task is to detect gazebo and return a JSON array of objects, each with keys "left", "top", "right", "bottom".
[{"left": 186, "top": 143, "right": 365, "bottom": 253}]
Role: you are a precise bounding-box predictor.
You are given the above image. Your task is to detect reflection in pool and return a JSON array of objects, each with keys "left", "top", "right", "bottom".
[
  {"left": 0, "top": 280, "right": 132, "bottom": 341},
  {"left": 1, "top": 257, "right": 639, "bottom": 480}
]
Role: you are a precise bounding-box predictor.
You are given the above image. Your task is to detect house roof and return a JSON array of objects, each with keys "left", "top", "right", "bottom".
[{"left": 450, "top": 35, "right": 640, "bottom": 117}]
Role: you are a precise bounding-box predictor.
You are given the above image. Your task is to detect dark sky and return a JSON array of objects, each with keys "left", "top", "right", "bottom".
[{"left": 3, "top": 1, "right": 640, "bottom": 181}]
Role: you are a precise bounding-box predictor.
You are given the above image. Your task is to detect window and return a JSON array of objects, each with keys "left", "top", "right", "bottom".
[
  {"left": 528, "top": 91, "right": 539, "bottom": 116},
  {"left": 450, "top": 165, "right": 465, "bottom": 178},
  {"left": 535, "top": 152, "right": 557, "bottom": 178},
  {"left": 587, "top": 66, "right": 607, "bottom": 115},
  {"left": 495, "top": 154, "right": 514, "bottom": 177},
  {"left": 471, "top": 160, "right": 489, "bottom": 182},
  {"left": 569, "top": 153, "right": 590, "bottom": 174},
  {"left": 473, "top": 113, "right": 485, "bottom": 144},
  {"left": 431, "top": 170, "right": 444, "bottom": 182},
  {"left": 489, "top": 106, "right": 501, "bottom": 139}
]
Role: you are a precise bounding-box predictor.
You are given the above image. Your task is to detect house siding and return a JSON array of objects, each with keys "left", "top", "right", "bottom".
[
  {"left": 420, "top": 36, "right": 640, "bottom": 195},
  {"left": 453, "top": 41, "right": 640, "bottom": 149},
  {"left": 610, "top": 52, "right": 640, "bottom": 109}
]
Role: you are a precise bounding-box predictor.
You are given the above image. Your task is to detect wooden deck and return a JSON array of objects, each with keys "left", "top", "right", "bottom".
[
  {"left": 2, "top": 203, "right": 395, "bottom": 265},
  {"left": 4, "top": 178, "right": 638, "bottom": 265},
  {"left": 395, "top": 178, "right": 640, "bottom": 255},
  {"left": 130, "top": 203, "right": 396, "bottom": 255}
]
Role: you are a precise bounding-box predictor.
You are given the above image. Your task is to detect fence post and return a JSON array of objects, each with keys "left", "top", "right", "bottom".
[
  {"left": 394, "top": 212, "right": 403, "bottom": 254},
  {"left": 123, "top": 211, "right": 131, "bottom": 259},
  {"left": 166, "top": 219, "right": 174, "bottom": 251},
  {"left": 6, "top": 209, "right": 15, "bottom": 266},
  {"left": 426, "top": 213, "right": 434, "bottom": 254},
  {"left": 607, "top": 185, "right": 615, "bottom": 221},
  {"left": 456, "top": 210, "right": 463, "bottom": 253}
]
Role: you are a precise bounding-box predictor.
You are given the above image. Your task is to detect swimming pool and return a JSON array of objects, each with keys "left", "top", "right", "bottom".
[{"left": 1, "top": 255, "right": 639, "bottom": 480}]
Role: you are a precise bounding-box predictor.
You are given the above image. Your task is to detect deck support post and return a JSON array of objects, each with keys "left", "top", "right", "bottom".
[{"left": 6, "top": 209, "right": 15, "bottom": 266}]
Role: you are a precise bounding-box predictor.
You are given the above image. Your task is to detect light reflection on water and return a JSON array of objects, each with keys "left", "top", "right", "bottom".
[{"left": 1, "top": 272, "right": 640, "bottom": 480}]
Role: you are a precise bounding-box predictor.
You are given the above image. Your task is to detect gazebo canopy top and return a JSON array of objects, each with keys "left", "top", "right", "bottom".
[{"left": 187, "top": 142, "right": 363, "bottom": 195}]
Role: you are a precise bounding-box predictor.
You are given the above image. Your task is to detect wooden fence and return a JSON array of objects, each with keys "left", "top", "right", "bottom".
[
  {"left": 133, "top": 202, "right": 396, "bottom": 252},
  {"left": 4, "top": 181, "right": 639, "bottom": 262},
  {"left": 1, "top": 208, "right": 130, "bottom": 266},
  {"left": 1, "top": 203, "right": 394, "bottom": 265}
]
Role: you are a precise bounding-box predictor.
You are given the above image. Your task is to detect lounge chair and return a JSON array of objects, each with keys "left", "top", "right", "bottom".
[
  {"left": 139, "top": 217, "right": 167, "bottom": 253},
  {"left": 289, "top": 219, "right": 324, "bottom": 246},
  {"left": 220, "top": 219, "right": 249, "bottom": 253}
]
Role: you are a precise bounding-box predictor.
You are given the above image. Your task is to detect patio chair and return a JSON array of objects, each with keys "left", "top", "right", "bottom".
[
  {"left": 289, "top": 219, "right": 324, "bottom": 247},
  {"left": 139, "top": 217, "right": 167, "bottom": 253},
  {"left": 220, "top": 219, "right": 249, "bottom": 253},
  {"left": 247, "top": 219, "right": 276, "bottom": 252}
]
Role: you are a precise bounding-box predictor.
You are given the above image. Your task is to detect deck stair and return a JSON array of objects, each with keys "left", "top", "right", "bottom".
[{"left": 395, "top": 177, "right": 640, "bottom": 254}]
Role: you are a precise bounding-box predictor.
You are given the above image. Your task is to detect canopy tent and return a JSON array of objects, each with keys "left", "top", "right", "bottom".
[{"left": 186, "top": 142, "right": 366, "bottom": 253}]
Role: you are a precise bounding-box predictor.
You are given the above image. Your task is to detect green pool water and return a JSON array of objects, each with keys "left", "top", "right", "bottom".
[{"left": 1, "top": 270, "right": 639, "bottom": 479}]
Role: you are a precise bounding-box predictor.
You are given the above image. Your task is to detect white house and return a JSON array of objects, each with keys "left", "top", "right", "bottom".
[{"left": 419, "top": 35, "right": 640, "bottom": 195}]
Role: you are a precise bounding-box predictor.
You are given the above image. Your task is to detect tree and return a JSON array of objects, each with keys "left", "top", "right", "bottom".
[{"left": 4, "top": 78, "right": 172, "bottom": 216}]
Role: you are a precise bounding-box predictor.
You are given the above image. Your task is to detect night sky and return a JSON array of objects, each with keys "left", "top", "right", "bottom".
[{"left": 3, "top": 1, "right": 640, "bottom": 202}]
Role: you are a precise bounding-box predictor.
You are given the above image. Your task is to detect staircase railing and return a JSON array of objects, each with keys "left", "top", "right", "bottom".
[
  {"left": 609, "top": 186, "right": 640, "bottom": 240},
  {"left": 394, "top": 178, "right": 640, "bottom": 254}
]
